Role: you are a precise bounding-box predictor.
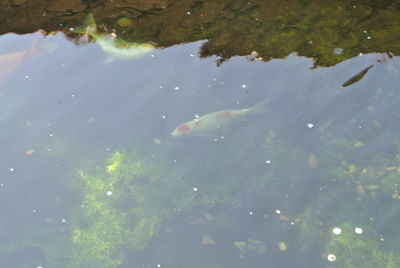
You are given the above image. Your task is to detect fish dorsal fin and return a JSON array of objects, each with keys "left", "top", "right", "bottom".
[{"left": 71, "top": 13, "right": 97, "bottom": 35}]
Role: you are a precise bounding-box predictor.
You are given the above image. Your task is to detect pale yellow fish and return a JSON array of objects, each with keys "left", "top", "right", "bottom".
[{"left": 171, "top": 99, "right": 269, "bottom": 137}]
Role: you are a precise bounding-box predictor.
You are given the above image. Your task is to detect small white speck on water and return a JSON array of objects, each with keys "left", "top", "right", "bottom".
[
  {"left": 220, "top": 136, "right": 224, "bottom": 139},
  {"left": 161, "top": 115, "right": 166, "bottom": 119},
  {"left": 190, "top": 53, "right": 194, "bottom": 57},
  {"left": 241, "top": 84, "right": 247, "bottom": 88},
  {"left": 157, "top": 264, "right": 161, "bottom": 268},
  {"left": 327, "top": 254, "right": 336, "bottom": 262},
  {"left": 193, "top": 187, "right": 198, "bottom": 192},
  {"left": 106, "top": 148, "right": 110, "bottom": 151},
  {"left": 49, "top": 133, "right": 54, "bottom": 137},
  {"left": 71, "top": 94, "right": 75, "bottom": 98},
  {"left": 69, "top": 27, "right": 74, "bottom": 31},
  {"left": 9, "top": 168, "right": 14, "bottom": 172},
  {"left": 61, "top": 218, "right": 67, "bottom": 223},
  {"left": 37, "top": 266, "right": 43, "bottom": 268},
  {"left": 354, "top": 227, "right": 363, "bottom": 234},
  {"left": 249, "top": 211, "right": 253, "bottom": 215},
  {"left": 214, "top": 138, "right": 218, "bottom": 142},
  {"left": 173, "top": 159, "right": 177, "bottom": 163},
  {"left": 275, "top": 209, "right": 281, "bottom": 215},
  {"left": 265, "top": 160, "right": 271, "bottom": 164},
  {"left": 174, "top": 86, "right": 180, "bottom": 91},
  {"left": 307, "top": 123, "right": 314, "bottom": 128},
  {"left": 24, "top": 75, "right": 29, "bottom": 79},
  {"left": 32, "top": 209, "right": 37, "bottom": 213},
  {"left": 332, "top": 227, "right": 342, "bottom": 235},
  {"left": 106, "top": 191, "right": 113, "bottom": 196}
]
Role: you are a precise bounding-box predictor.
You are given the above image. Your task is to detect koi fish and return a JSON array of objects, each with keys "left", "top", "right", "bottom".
[
  {"left": 0, "top": 37, "right": 58, "bottom": 95},
  {"left": 171, "top": 99, "right": 269, "bottom": 137},
  {"left": 72, "top": 13, "right": 154, "bottom": 62}
]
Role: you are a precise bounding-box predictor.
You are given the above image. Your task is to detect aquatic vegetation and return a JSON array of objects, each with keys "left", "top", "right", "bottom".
[
  {"left": 65, "top": 149, "right": 204, "bottom": 266},
  {"left": 234, "top": 239, "right": 267, "bottom": 259},
  {"left": 324, "top": 223, "right": 400, "bottom": 268}
]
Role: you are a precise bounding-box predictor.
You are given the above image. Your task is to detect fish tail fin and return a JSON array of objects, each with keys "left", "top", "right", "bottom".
[
  {"left": 249, "top": 98, "right": 270, "bottom": 114},
  {"left": 71, "top": 13, "right": 97, "bottom": 35}
]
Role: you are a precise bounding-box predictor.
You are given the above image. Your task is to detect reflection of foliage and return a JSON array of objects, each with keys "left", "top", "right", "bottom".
[{"left": 1, "top": 0, "right": 399, "bottom": 66}]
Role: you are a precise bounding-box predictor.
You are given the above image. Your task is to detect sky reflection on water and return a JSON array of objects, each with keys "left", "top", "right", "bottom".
[{"left": 0, "top": 31, "right": 399, "bottom": 267}]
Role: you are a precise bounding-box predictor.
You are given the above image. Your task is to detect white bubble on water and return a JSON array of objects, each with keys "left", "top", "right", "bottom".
[
  {"left": 327, "top": 254, "right": 336, "bottom": 262},
  {"left": 332, "top": 227, "right": 342, "bottom": 235},
  {"left": 354, "top": 227, "right": 363, "bottom": 234}
]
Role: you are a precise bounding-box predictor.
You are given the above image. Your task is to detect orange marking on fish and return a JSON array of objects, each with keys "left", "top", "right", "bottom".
[
  {"left": 178, "top": 124, "right": 191, "bottom": 133},
  {"left": 215, "top": 111, "right": 232, "bottom": 119}
]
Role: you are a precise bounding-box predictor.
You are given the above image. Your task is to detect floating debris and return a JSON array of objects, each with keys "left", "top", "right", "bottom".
[
  {"left": 278, "top": 241, "right": 287, "bottom": 251},
  {"left": 202, "top": 235, "right": 216, "bottom": 245},
  {"left": 153, "top": 138, "right": 162, "bottom": 144},
  {"left": 25, "top": 149, "right": 35, "bottom": 155}
]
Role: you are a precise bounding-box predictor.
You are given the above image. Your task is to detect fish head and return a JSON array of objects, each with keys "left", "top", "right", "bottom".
[{"left": 171, "top": 122, "right": 193, "bottom": 137}]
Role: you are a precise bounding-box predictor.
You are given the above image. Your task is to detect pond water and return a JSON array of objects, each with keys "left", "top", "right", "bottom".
[{"left": 1, "top": 8, "right": 400, "bottom": 268}]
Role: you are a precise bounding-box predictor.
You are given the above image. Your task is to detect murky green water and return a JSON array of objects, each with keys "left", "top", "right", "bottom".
[{"left": 1, "top": 2, "right": 400, "bottom": 268}]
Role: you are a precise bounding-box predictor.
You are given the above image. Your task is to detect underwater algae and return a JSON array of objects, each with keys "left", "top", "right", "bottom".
[{"left": 324, "top": 223, "right": 400, "bottom": 268}]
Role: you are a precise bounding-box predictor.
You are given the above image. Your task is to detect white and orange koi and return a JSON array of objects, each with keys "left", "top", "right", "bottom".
[{"left": 171, "top": 99, "right": 269, "bottom": 137}]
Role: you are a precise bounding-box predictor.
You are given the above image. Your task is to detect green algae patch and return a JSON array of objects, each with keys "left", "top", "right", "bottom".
[
  {"left": 67, "top": 150, "right": 198, "bottom": 267},
  {"left": 324, "top": 224, "right": 400, "bottom": 268},
  {"left": 116, "top": 17, "right": 132, "bottom": 27}
]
